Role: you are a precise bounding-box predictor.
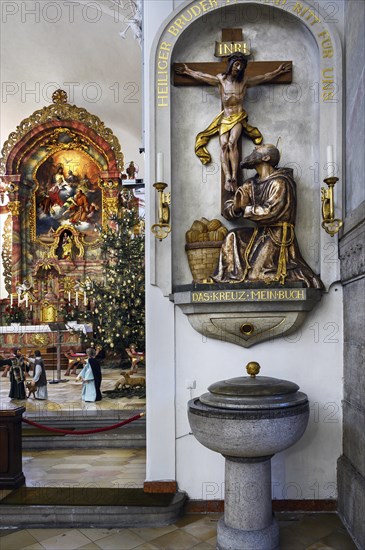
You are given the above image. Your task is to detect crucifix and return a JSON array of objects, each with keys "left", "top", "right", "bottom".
[{"left": 173, "top": 29, "right": 292, "bottom": 212}]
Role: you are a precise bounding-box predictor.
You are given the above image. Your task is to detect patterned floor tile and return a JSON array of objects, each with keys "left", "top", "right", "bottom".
[
  {"left": 319, "top": 529, "right": 358, "bottom": 549},
  {"left": 78, "top": 529, "right": 120, "bottom": 543},
  {"left": 0, "top": 530, "right": 39, "bottom": 550},
  {"left": 75, "top": 544, "right": 101, "bottom": 550},
  {"left": 19, "top": 544, "right": 45, "bottom": 550},
  {"left": 181, "top": 517, "right": 218, "bottom": 541},
  {"left": 94, "top": 530, "right": 146, "bottom": 550},
  {"left": 37, "top": 529, "right": 92, "bottom": 550},
  {"left": 147, "top": 529, "right": 201, "bottom": 550},
  {"left": 27, "top": 529, "right": 73, "bottom": 542},
  {"left": 130, "top": 525, "right": 177, "bottom": 542}
]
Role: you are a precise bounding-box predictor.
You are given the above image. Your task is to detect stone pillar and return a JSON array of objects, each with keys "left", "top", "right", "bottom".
[
  {"left": 217, "top": 456, "right": 279, "bottom": 550},
  {"left": 0, "top": 404, "right": 26, "bottom": 489}
]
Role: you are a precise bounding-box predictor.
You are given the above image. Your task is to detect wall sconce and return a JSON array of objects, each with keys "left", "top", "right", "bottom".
[
  {"left": 151, "top": 182, "right": 171, "bottom": 240},
  {"left": 321, "top": 177, "right": 343, "bottom": 237}
]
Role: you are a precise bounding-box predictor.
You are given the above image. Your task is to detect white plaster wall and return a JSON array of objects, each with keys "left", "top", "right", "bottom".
[
  {"left": 144, "top": 0, "right": 177, "bottom": 482},
  {"left": 175, "top": 285, "right": 343, "bottom": 499},
  {"left": 0, "top": 0, "right": 143, "bottom": 176},
  {"left": 145, "top": 0, "right": 344, "bottom": 500}
]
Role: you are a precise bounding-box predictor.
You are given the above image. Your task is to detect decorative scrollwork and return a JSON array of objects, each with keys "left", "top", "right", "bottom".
[
  {"left": 1, "top": 214, "right": 12, "bottom": 293},
  {"left": 7, "top": 201, "right": 21, "bottom": 217},
  {"left": 99, "top": 178, "right": 119, "bottom": 190},
  {"left": 30, "top": 333, "right": 51, "bottom": 348},
  {"left": 38, "top": 127, "right": 90, "bottom": 153},
  {"left": 104, "top": 197, "right": 119, "bottom": 218},
  {"left": 0, "top": 90, "right": 124, "bottom": 173},
  {"left": 48, "top": 224, "right": 85, "bottom": 260},
  {"left": 63, "top": 277, "right": 76, "bottom": 292}
]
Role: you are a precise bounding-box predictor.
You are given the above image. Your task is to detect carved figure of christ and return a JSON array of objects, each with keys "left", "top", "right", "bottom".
[
  {"left": 175, "top": 53, "right": 291, "bottom": 193},
  {"left": 173, "top": 28, "right": 292, "bottom": 198}
]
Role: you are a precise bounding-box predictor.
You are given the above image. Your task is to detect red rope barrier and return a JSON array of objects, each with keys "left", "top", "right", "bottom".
[{"left": 22, "top": 412, "right": 144, "bottom": 435}]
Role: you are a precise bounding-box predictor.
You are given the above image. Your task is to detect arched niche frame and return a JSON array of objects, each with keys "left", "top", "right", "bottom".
[
  {"left": 148, "top": 0, "right": 343, "bottom": 347},
  {"left": 150, "top": 0, "right": 343, "bottom": 298},
  {"left": 0, "top": 90, "right": 124, "bottom": 294}
]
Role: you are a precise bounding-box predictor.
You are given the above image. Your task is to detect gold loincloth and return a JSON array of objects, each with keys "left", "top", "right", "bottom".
[{"left": 195, "top": 110, "right": 263, "bottom": 165}]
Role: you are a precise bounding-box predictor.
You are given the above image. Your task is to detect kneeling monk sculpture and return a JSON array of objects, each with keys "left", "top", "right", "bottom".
[{"left": 213, "top": 143, "right": 324, "bottom": 288}]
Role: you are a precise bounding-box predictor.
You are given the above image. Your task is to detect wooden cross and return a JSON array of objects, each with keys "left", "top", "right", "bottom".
[{"left": 173, "top": 29, "right": 292, "bottom": 213}]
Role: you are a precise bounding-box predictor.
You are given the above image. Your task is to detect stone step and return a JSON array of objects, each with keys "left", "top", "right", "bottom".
[
  {"left": 22, "top": 410, "right": 146, "bottom": 449},
  {"left": 0, "top": 488, "right": 186, "bottom": 529}
]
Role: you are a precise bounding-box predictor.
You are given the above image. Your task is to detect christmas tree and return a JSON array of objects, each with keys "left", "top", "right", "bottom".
[{"left": 69, "top": 199, "right": 145, "bottom": 364}]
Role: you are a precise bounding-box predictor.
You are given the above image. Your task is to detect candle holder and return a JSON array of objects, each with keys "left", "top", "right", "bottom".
[
  {"left": 321, "top": 177, "right": 343, "bottom": 237},
  {"left": 151, "top": 182, "right": 171, "bottom": 241}
]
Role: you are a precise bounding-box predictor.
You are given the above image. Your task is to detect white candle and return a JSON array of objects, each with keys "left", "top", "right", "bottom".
[
  {"left": 157, "top": 152, "right": 164, "bottom": 182},
  {"left": 68, "top": 291, "right": 71, "bottom": 302},
  {"left": 75, "top": 292, "right": 79, "bottom": 307},
  {"left": 326, "top": 145, "right": 334, "bottom": 177},
  {"left": 25, "top": 293, "right": 28, "bottom": 308},
  {"left": 84, "top": 291, "right": 87, "bottom": 306},
  {"left": 10, "top": 294, "right": 13, "bottom": 307}
]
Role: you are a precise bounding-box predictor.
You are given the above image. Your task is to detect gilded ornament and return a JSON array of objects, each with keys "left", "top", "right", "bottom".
[
  {"left": 63, "top": 277, "right": 76, "bottom": 292},
  {"left": 48, "top": 225, "right": 84, "bottom": 260},
  {"left": 321, "top": 177, "right": 343, "bottom": 237},
  {"left": 41, "top": 301, "right": 58, "bottom": 323},
  {"left": 6, "top": 183, "right": 19, "bottom": 193},
  {"left": 38, "top": 128, "right": 90, "bottom": 154},
  {"left": 52, "top": 89, "right": 68, "bottom": 104},
  {"left": 100, "top": 179, "right": 119, "bottom": 190},
  {"left": 1, "top": 214, "right": 12, "bottom": 293},
  {"left": 7, "top": 201, "right": 21, "bottom": 217},
  {"left": 104, "top": 197, "right": 119, "bottom": 218},
  {"left": 30, "top": 333, "right": 50, "bottom": 348},
  {"left": 0, "top": 90, "right": 124, "bottom": 173},
  {"left": 246, "top": 361, "right": 261, "bottom": 378}
]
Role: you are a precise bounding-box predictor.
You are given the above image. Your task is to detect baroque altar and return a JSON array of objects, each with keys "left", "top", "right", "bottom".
[{"left": 0, "top": 90, "right": 130, "bottom": 327}]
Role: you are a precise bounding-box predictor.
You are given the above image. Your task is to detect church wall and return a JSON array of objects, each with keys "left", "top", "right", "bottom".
[
  {"left": 145, "top": 0, "right": 345, "bottom": 501},
  {"left": 338, "top": 1, "right": 365, "bottom": 544}
]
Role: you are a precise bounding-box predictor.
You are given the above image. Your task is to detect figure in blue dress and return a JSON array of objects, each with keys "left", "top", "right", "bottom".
[{"left": 76, "top": 348, "right": 102, "bottom": 402}]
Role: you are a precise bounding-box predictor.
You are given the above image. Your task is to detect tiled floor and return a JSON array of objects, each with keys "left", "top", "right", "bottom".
[
  {"left": 0, "top": 368, "right": 146, "bottom": 412},
  {"left": 0, "top": 368, "right": 358, "bottom": 550},
  {"left": 21, "top": 448, "right": 146, "bottom": 489},
  {"left": 0, "top": 513, "right": 357, "bottom": 550}
]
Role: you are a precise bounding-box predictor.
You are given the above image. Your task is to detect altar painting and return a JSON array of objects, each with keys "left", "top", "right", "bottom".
[{"left": 34, "top": 150, "right": 102, "bottom": 245}]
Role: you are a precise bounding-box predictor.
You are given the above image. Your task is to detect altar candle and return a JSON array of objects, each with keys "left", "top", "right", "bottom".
[
  {"left": 25, "top": 293, "right": 28, "bottom": 308},
  {"left": 326, "top": 145, "right": 334, "bottom": 177},
  {"left": 75, "top": 292, "right": 79, "bottom": 307},
  {"left": 68, "top": 291, "right": 71, "bottom": 302},
  {"left": 84, "top": 291, "right": 87, "bottom": 306},
  {"left": 10, "top": 294, "right": 13, "bottom": 307},
  {"left": 157, "top": 152, "right": 164, "bottom": 182}
]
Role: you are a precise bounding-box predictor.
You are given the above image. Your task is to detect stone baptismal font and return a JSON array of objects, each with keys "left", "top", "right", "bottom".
[{"left": 188, "top": 362, "right": 309, "bottom": 550}]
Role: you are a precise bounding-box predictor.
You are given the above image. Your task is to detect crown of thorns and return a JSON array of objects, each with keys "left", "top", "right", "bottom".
[{"left": 227, "top": 52, "right": 248, "bottom": 63}]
